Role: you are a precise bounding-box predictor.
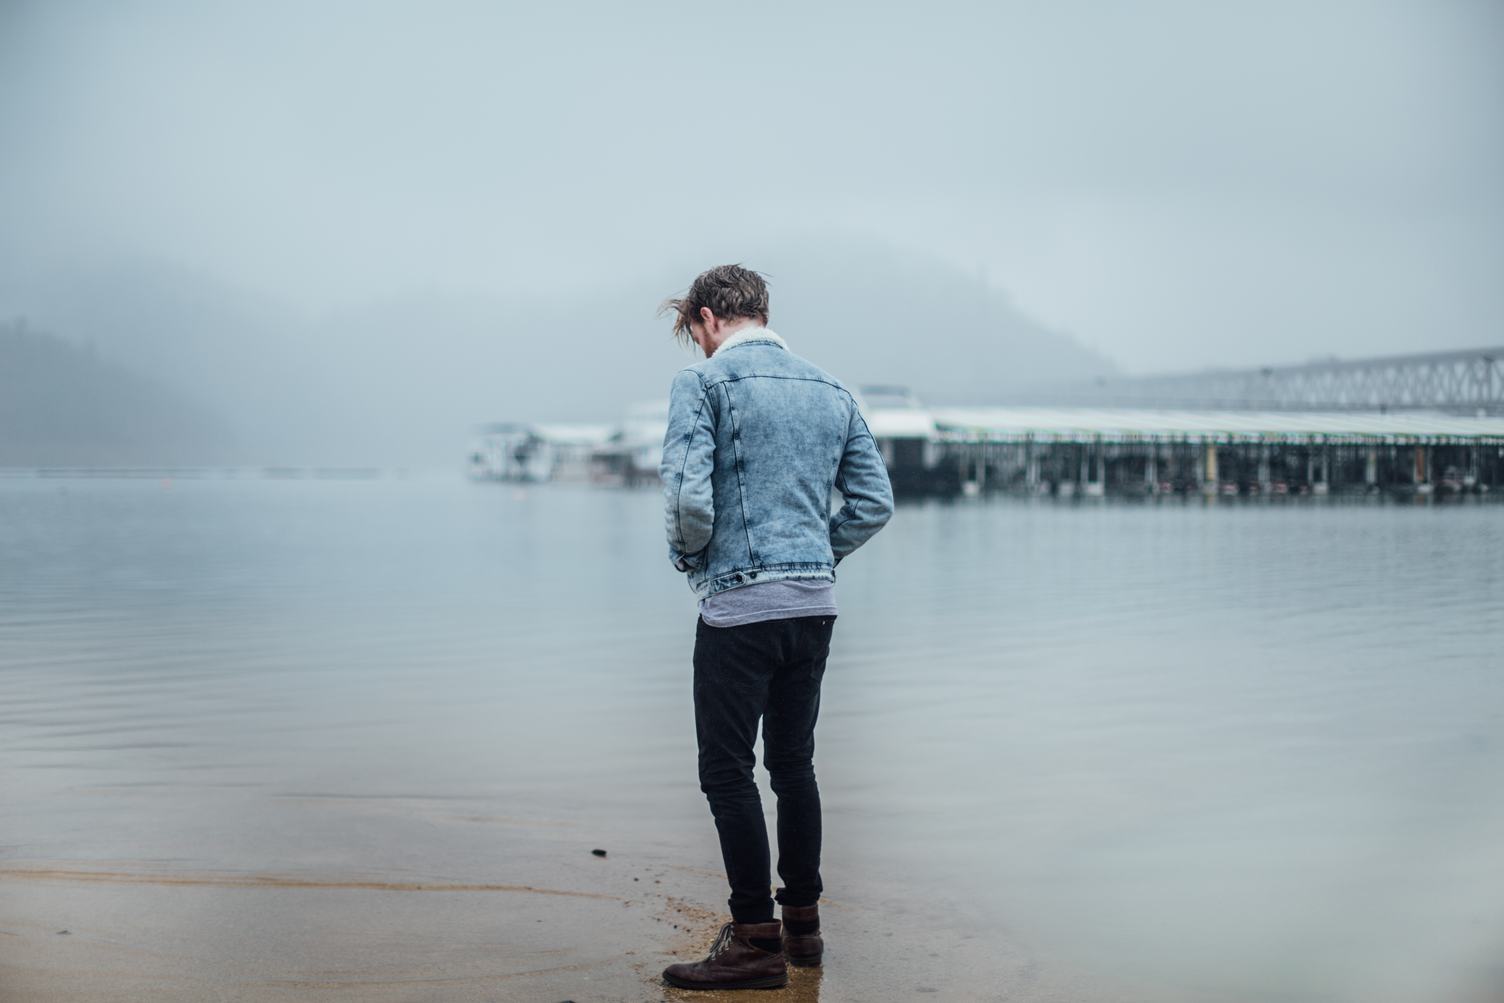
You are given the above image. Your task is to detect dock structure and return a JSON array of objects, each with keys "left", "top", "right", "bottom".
[
  {"left": 469, "top": 405, "right": 667, "bottom": 486},
  {"left": 468, "top": 421, "right": 616, "bottom": 483},
  {"left": 472, "top": 347, "right": 1504, "bottom": 498},
  {"left": 862, "top": 404, "right": 1504, "bottom": 497}
]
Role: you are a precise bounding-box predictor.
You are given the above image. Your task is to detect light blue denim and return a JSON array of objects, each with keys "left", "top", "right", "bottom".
[{"left": 660, "top": 328, "right": 894, "bottom": 600}]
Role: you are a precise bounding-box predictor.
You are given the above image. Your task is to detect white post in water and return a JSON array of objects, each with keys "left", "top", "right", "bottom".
[
  {"left": 1365, "top": 447, "right": 1378, "bottom": 487},
  {"left": 1145, "top": 445, "right": 1158, "bottom": 494},
  {"left": 1203, "top": 441, "right": 1219, "bottom": 495}
]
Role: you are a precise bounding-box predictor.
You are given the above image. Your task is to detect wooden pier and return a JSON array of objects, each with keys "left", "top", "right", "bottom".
[{"left": 865, "top": 404, "right": 1504, "bottom": 498}]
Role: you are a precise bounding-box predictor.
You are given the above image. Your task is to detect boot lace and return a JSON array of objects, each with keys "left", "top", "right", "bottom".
[{"left": 706, "top": 921, "right": 737, "bottom": 960}]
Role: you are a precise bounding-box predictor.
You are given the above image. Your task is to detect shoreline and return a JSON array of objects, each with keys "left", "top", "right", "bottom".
[{"left": 0, "top": 832, "right": 1149, "bottom": 1003}]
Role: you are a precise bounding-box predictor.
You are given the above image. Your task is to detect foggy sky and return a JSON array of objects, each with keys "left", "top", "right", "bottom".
[{"left": 2, "top": 0, "right": 1502, "bottom": 462}]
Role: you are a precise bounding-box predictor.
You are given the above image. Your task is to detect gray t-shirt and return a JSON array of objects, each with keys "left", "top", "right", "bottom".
[{"left": 698, "top": 579, "right": 838, "bottom": 628}]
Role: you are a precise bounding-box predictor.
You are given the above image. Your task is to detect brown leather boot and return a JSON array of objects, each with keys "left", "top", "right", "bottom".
[
  {"left": 662, "top": 919, "right": 788, "bottom": 990},
  {"left": 780, "top": 903, "right": 823, "bottom": 967}
]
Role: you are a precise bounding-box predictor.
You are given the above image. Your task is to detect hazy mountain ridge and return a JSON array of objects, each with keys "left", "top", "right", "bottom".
[
  {"left": 0, "top": 319, "right": 238, "bottom": 465},
  {"left": 3, "top": 242, "right": 1119, "bottom": 465},
  {"left": 746, "top": 240, "right": 1118, "bottom": 401}
]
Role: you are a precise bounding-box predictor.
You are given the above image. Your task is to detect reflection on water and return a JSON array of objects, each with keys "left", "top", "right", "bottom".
[{"left": 2, "top": 475, "right": 1502, "bottom": 1002}]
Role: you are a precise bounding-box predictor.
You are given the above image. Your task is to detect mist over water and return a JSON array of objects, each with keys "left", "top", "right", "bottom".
[{"left": 4, "top": 476, "right": 1501, "bottom": 1002}]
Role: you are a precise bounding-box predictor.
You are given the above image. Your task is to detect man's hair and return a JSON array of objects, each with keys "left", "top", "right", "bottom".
[{"left": 660, "top": 264, "right": 770, "bottom": 349}]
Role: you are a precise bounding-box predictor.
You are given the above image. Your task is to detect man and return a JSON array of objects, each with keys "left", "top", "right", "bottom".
[{"left": 657, "top": 264, "right": 894, "bottom": 990}]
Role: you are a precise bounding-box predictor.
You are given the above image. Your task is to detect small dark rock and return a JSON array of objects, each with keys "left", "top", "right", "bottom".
[
  {"left": 591, "top": 848, "right": 607, "bottom": 857},
  {"left": 56, "top": 930, "right": 70, "bottom": 935}
]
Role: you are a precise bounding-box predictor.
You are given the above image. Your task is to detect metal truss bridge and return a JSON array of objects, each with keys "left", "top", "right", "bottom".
[{"left": 1041, "top": 346, "right": 1504, "bottom": 414}]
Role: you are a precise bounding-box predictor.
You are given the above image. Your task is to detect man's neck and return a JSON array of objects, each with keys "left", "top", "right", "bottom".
[{"left": 703, "top": 318, "right": 761, "bottom": 357}]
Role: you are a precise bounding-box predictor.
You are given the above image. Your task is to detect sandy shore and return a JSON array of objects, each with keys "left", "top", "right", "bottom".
[{"left": 0, "top": 807, "right": 1135, "bottom": 1003}]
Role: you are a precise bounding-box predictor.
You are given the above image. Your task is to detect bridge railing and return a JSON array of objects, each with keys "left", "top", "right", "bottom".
[{"left": 1017, "top": 347, "right": 1503, "bottom": 414}]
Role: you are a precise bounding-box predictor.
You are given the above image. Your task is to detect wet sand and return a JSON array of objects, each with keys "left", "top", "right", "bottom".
[
  {"left": 0, "top": 798, "right": 1153, "bottom": 1003},
  {"left": 0, "top": 874, "right": 1106, "bottom": 1003}
]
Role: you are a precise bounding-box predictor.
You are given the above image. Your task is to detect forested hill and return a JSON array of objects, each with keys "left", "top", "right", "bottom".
[
  {"left": 1, "top": 242, "right": 1120, "bottom": 466},
  {"left": 0, "top": 319, "right": 236, "bottom": 466}
]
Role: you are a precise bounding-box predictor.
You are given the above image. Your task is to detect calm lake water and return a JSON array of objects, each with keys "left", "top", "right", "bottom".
[{"left": 2, "top": 474, "right": 1502, "bottom": 1002}]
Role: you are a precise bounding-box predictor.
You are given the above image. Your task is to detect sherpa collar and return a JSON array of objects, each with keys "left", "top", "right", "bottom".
[{"left": 712, "top": 327, "right": 787, "bottom": 358}]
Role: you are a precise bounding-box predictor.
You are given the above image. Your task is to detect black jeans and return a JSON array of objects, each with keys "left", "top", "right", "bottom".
[{"left": 692, "top": 612, "right": 835, "bottom": 924}]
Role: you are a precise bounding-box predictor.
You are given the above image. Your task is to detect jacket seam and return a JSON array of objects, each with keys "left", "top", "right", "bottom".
[
  {"left": 828, "top": 400, "right": 864, "bottom": 541},
  {"left": 699, "top": 373, "right": 848, "bottom": 393},
  {"left": 851, "top": 407, "right": 878, "bottom": 443},
  {"left": 721, "top": 382, "right": 755, "bottom": 563},
  {"left": 672, "top": 383, "right": 711, "bottom": 555},
  {"left": 697, "top": 566, "right": 836, "bottom": 598}
]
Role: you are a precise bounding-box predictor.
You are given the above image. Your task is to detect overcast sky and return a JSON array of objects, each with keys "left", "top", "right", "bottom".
[{"left": 3, "top": 0, "right": 1501, "bottom": 375}]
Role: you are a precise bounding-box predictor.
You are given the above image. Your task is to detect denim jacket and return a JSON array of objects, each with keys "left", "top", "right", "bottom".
[{"left": 659, "top": 327, "right": 894, "bottom": 599}]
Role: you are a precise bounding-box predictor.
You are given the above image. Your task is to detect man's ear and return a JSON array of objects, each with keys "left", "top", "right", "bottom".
[{"left": 698, "top": 306, "right": 717, "bottom": 333}]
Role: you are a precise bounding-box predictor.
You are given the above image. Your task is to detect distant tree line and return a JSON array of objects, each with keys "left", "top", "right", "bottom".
[{"left": 0, "top": 317, "right": 237, "bottom": 465}]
